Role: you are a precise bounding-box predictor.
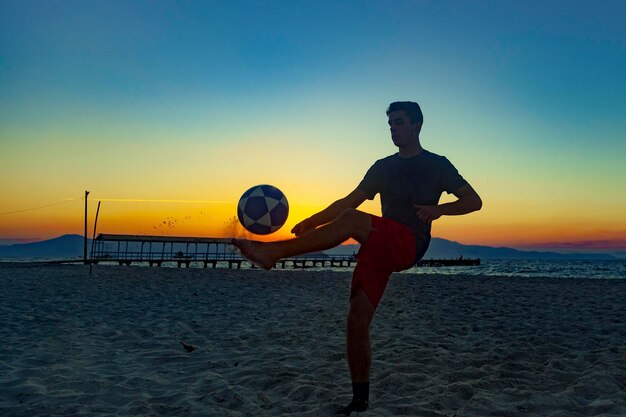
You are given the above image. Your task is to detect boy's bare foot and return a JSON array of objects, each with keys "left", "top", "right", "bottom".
[{"left": 231, "top": 239, "right": 276, "bottom": 270}]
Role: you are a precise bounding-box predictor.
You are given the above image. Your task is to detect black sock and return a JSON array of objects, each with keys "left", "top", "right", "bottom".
[
  {"left": 337, "top": 382, "right": 369, "bottom": 416},
  {"left": 352, "top": 381, "right": 369, "bottom": 405}
]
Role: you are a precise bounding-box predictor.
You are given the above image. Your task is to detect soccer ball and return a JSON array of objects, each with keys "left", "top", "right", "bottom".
[{"left": 237, "top": 184, "right": 289, "bottom": 235}]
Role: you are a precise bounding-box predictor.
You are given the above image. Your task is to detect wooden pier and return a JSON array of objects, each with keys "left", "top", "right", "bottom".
[
  {"left": 91, "top": 234, "right": 479, "bottom": 269},
  {"left": 91, "top": 234, "right": 355, "bottom": 269}
]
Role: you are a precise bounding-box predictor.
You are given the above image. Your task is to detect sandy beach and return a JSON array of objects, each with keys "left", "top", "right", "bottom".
[{"left": 0, "top": 264, "right": 624, "bottom": 417}]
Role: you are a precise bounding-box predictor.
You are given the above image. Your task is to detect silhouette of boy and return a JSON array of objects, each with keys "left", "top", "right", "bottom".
[{"left": 233, "top": 101, "right": 482, "bottom": 416}]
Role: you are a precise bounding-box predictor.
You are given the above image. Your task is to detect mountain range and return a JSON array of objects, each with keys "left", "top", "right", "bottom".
[
  {"left": 0, "top": 234, "right": 88, "bottom": 259},
  {"left": 325, "top": 241, "right": 618, "bottom": 260},
  {"left": 0, "top": 234, "right": 618, "bottom": 260}
]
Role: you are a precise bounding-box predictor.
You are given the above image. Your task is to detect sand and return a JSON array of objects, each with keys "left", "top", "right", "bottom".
[{"left": 0, "top": 263, "right": 624, "bottom": 417}]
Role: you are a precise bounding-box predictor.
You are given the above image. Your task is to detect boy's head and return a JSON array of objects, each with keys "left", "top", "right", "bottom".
[{"left": 386, "top": 101, "right": 423, "bottom": 126}]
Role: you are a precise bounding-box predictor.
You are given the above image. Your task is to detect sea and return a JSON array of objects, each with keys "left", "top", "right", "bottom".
[
  {"left": 404, "top": 259, "right": 626, "bottom": 280},
  {"left": 1, "top": 258, "right": 625, "bottom": 280}
]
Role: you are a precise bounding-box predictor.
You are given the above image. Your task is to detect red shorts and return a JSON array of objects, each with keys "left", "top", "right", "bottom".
[{"left": 352, "top": 215, "right": 417, "bottom": 308}]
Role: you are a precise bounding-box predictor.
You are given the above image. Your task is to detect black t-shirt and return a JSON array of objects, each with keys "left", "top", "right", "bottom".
[{"left": 357, "top": 150, "right": 468, "bottom": 259}]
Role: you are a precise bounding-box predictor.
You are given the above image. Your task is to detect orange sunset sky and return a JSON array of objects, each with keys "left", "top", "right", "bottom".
[{"left": 1, "top": 1, "right": 625, "bottom": 255}]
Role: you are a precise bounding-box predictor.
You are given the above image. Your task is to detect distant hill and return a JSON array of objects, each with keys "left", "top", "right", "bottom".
[
  {"left": 424, "top": 238, "right": 616, "bottom": 260},
  {"left": 0, "top": 234, "right": 88, "bottom": 259},
  {"left": 0, "top": 234, "right": 618, "bottom": 261},
  {"left": 324, "top": 238, "right": 617, "bottom": 260}
]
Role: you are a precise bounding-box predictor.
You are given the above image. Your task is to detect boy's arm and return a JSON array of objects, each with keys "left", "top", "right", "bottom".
[
  {"left": 415, "top": 183, "right": 482, "bottom": 223},
  {"left": 291, "top": 188, "right": 368, "bottom": 236}
]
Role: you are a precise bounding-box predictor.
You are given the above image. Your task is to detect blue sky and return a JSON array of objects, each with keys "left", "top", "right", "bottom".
[{"left": 1, "top": 0, "right": 625, "bottom": 252}]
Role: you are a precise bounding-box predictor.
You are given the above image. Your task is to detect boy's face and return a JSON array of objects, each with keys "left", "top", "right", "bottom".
[{"left": 387, "top": 110, "right": 420, "bottom": 148}]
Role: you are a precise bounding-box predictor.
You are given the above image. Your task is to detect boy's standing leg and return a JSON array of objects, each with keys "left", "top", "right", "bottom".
[{"left": 335, "top": 285, "right": 376, "bottom": 416}]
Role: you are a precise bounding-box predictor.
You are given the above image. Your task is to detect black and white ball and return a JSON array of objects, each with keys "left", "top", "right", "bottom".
[{"left": 237, "top": 184, "right": 289, "bottom": 235}]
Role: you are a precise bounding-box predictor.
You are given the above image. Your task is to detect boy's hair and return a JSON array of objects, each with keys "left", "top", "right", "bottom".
[{"left": 386, "top": 101, "right": 423, "bottom": 125}]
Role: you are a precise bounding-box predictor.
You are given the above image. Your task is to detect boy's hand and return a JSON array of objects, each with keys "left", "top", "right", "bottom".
[
  {"left": 291, "top": 218, "right": 316, "bottom": 236},
  {"left": 414, "top": 205, "right": 442, "bottom": 223}
]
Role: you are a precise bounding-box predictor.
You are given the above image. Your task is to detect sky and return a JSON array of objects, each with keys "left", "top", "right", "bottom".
[{"left": 1, "top": 0, "right": 625, "bottom": 254}]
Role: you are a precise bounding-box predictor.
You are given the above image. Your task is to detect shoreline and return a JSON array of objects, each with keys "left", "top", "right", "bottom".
[
  {"left": 1, "top": 265, "right": 624, "bottom": 416},
  {"left": 1, "top": 259, "right": 625, "bottom": 280}
]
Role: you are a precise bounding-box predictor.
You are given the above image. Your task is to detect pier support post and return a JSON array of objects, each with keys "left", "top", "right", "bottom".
[{"left": 84, "top": 190, "right": 89, "bottom": 264}]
